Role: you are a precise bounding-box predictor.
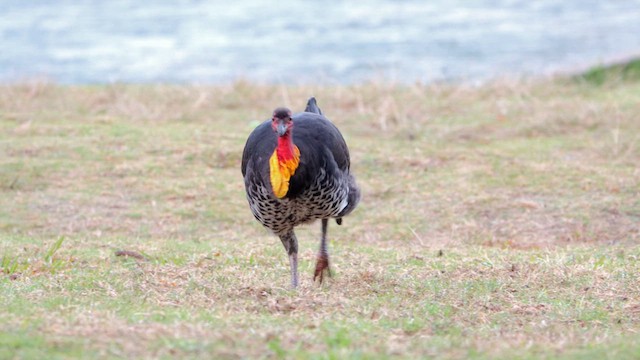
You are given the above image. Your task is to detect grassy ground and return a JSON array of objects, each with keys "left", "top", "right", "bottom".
[{"left": 1, "top": 70, "right": 639, "bottom": 358}]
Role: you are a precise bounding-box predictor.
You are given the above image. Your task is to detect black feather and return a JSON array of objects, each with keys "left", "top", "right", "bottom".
[{"left": 304, "top": 97, "right": 322, "bottom": 115}]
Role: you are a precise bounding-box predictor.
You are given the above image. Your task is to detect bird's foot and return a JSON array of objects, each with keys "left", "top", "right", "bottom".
[{"left": 313, "top": 255, "right": 332, "bottom": 284}]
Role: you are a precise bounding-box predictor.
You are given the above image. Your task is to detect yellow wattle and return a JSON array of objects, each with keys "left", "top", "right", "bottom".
[{"left": 269, "top": 145, "right": 300, "bottom": 198}]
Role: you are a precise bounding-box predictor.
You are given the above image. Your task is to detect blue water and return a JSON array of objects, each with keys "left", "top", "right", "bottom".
[{"left": 1, "top": 1, "right": 639, "bottom": 84}]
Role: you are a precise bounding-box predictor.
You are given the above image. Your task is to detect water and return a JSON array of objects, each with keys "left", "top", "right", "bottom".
[{"left": 1, "top": 1, "right": 639, "bottom": 84}]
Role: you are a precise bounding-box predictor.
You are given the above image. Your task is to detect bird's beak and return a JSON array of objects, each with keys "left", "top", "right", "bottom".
[{"left": 276, "top": 121, "right": 287, "bottom": 136}]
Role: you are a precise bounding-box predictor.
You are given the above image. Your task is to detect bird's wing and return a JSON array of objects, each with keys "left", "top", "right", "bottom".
[
  {"left": 294, "top": 112, "right": 350, "bottom": 171},
  {"left": 241, "top": 120, "right": 274, "bottom": 177},
  {"left": 285, "top": 113, "right": 351, "bottom": 198}
]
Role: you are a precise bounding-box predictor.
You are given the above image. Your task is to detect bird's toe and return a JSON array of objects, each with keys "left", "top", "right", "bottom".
[{"left": 313, "top": 255, "right": 331, "bottom": 284}]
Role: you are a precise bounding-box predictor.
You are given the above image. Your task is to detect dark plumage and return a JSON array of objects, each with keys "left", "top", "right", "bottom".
[{"left": 241, "top": 97, "right": 360, "bottom": 287}]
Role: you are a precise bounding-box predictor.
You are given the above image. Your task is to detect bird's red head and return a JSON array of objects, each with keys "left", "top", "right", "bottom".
[
  {"left": 268, "top": 107, "right": 299, "bottom": 198},
  {"left": 271, "top": 107, "right": 293, "bottom": 137}
]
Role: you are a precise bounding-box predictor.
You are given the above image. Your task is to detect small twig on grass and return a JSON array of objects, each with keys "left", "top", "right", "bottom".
[
  {"left": 409, "top": 226, "right": 426, "bottom": 247},
  {"left": 115, "top": 250, "right": 147, "bottom": 261},
  {"left": 8, "top": 176, "right": 20, "bottom": 190}
]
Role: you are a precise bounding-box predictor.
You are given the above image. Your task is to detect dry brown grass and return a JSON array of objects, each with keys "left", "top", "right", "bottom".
[{"left": 1, "top": 77, "right": 640, "bottom": 358}]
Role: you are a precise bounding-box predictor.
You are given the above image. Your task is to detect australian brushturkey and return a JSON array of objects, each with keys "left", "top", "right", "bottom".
[{"left": 241, "top": 97, "right": 360, "bottom": 288}]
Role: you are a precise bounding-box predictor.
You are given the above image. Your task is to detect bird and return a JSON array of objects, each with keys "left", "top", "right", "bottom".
[{"left": 241, "top": 97, "right": 360, "bottom": 288}]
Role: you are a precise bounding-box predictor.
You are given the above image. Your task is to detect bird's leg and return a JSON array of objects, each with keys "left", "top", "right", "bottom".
[
  {"left": 279, "top": 231, "right": 299, "bottom": 288},
  {"left": 314, "top": 218, "right": 332, "bottom": 283}
]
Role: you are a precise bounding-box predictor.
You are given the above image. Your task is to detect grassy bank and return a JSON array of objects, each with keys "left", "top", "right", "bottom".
[{"left": 1, "top": 72, "right": 639, "bottom": 358}]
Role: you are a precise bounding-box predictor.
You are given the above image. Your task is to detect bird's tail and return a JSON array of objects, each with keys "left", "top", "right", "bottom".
[
  {"left": 304, "top": 97, "right": 323, "bottom": 115},
  {"left": 336, "top": 174, "right": 360, "bottom": 225}
]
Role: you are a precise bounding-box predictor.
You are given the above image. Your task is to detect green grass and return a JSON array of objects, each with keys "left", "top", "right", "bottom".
[
  {"left": 1, "top": 68, "right": 640, "bottom": 358},
  {"left": 575, "top": 58, "right": 640, "bottom": 85}
]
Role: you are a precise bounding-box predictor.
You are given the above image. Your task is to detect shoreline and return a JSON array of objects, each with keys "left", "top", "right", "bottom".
[{"left": 2, "top": 55, "right": 639, "bottom": 88}]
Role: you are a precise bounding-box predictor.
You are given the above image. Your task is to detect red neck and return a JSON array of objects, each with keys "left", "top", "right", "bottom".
[{"left": 276, "top": 133, "right": 296, "bottom": 160}]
